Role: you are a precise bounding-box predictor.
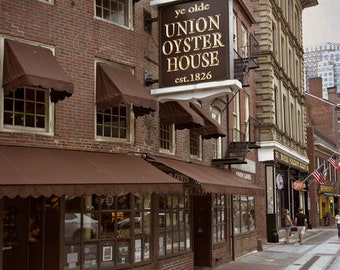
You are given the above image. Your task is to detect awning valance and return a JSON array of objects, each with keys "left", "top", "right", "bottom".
[
  {"left": 96, "top": 63, "right": 157, "bottom": 117},
  {"left": 189, "top": 102, "right": 226, "bottom": 139},
  {"left": 0, "top": 146, "right": 182, "bottom": 198},
  {"left": 3, "top": 39, "right": 74, "bottom": 103},
  {"left": 160, "top": 101, "right": 205, "bottom": 130},
  {"left": 148, "top": 155, "right": 264, "bottom": 195}
]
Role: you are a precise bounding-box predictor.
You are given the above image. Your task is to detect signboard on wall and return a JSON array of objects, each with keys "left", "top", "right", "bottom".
[{"left": 158, "top": 0, "right": 230, "bottom": 88}]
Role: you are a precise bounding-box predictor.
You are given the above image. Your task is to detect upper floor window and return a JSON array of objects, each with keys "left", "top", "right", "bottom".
[
  {"left": 1, "top": 39, "right": 74, "bottom": 134},
  {"left": 241, "top": 25, "right": 248, "bottom": 58},
  {"left": 211, "top": 107, "right": 222, "bottom": 159},
  {"left": 189, "top": 132, "right": 202, "bottom": 159},
  {"left": 160, "top": 124, "right": 175, "bottom": 154},
  {"left": 95, "top": 0, "right": 132, "bottom": 28},
  {"left": 3, "top": 87, "right": 49, "bottom": 132},
  {"left": 96, "top": 104, "right": 133, "bottom": 142},
  {"left": 38, "top": 0, "right": 54, "bottom": 4}
]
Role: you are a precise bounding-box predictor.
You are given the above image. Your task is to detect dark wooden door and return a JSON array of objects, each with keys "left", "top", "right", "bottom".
[
  {"left": 2, "top": 197, "right": 28, "bottom": 270},
  {"left": 193, "top": 195, "right": 212, "bottom": 267}
]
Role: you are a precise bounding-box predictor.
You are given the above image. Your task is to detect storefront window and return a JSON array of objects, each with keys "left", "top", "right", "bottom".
[
  {"left": 212, "top": 194, "right": 226, "bottom": 243},
  {"left": 64, "top": 194, "right": 152, "bottom": 269},
  {"left": 158, "top": 189, "right": 191, "bottom": 257},
  {"left": 233, "top": 195, "right": 255, "bottom": 234}
]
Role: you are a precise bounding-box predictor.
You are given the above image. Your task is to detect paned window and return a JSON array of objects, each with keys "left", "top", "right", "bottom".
[
  {"left": 189, "top": 132, "right": 201, "bottom": 158},
  {"left": 160, "top": 124, "right": 175, "bottom": 153},
  {"left": 64, "top": 194, "right": 152, "bottom": 269},
  {"left": 3, "top": 87, "right": 50, "bottom": 132},
  {"left": 212, "top": 194, "right": 225, "bottom": 243},
  {"left": 211, "top": 107, "right": 222, "bottom": 159},
  {"left": 158, "top": 190, "right": 191, "bottom": 256},
  {"left": 233, "top": 195, "right": 255, "bottom": 234},
  {"left": 96, "top": 104, "right": 130, "bottom": 140},
  {"left": 95, "top": 0, "right": 132, "bottom": 28}
]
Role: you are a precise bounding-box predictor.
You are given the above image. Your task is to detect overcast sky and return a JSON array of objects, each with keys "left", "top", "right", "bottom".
[{"left": 302, "top": 0, "right": 340, "bottom": 47}]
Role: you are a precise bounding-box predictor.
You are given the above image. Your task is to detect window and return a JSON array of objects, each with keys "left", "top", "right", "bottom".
[
  {"left": 95, "top": 0, "right": 132, "bottom": 28},
  {"left": 3, "top": 87, "right": 51, "bottom": 133},
  {"left": 233, "top": 195, "right": 255, "bottom": 234},
  {"left": 158, "top": 190, "right": 191, "bottom": 256},
  {"left": 233, "top": 92, "right": 240, "bottom": 141},
  {"left": 189, "top": 132, "right": 202, "bottom": 159},
  {"left": 233, "top": 14, "right": 237, "bottom": 50},
  {"left": 212, "top": 194, "right": 225, "bottom": 243},
  {"left": 96, "top": 104, "right": 133, "bottom": 142},
  {"left": 160, "top": 124, "right": 175, "bottom": 153},
  {"left": 38, "top": 0, "right": 54, "bottom": 4},
  {"left": 241, "top": 25, "right": 248, "bottom": 58},
  {"left": 64, "top": 194, "right": 152, "bottom": 269},
  {"left": 211, "top": 107, "right": 222, "bottom": 159}
]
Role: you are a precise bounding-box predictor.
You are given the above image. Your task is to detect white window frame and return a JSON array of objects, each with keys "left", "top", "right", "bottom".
[
  {"left": 95, "top": 60, "right": 135, "bottom": 144},
  {"left": 211, "top": 107, "right": 222, "bottom": 159},
  {"left": 159, "top": 124, "right": 175, "bottom": 154},
  {"left": 94, "top": 0, "right": 133, "bottom": 29},
  {"left": 189, "top": 132, "right": 202, "bottom": 160}
]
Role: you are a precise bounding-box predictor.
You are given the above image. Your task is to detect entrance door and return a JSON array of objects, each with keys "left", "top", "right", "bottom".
[
  {"left": 2, "top": 197, "right": 28, "bottom": 270},
  {"left": 193, "top": 195, "right": 212, "bottom": 267}
]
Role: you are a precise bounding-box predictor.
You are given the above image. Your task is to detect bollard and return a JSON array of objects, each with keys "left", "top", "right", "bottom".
[{"left": 257, "top": 238, "right": 263, "bottom": 251}]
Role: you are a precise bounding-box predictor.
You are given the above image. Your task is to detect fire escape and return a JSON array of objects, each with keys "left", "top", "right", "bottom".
[{"left": 212, "top": 33, "right": 261, "bottom": 166}]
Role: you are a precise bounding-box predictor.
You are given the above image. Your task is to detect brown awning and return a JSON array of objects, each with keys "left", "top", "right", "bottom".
[
  {"left": 160, "top": 101, "right": 205, "bottom": 130},
  {"left": 96, "top": 63, "right": 157, "bottom": 117},
  {"left": 148, "top": 156, "right": 264, "bottom": 195},
  {"left": 3, "top": 39, "right": 73, "bottom": 103},
  {"left": 0, "top": 146, "right": 182, "bottom": 198},
  {"left": 189, "top": 103, "right": 227, "bottom": 139}
]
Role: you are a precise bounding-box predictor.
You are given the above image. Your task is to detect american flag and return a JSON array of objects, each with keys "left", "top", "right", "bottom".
[
  {"left": 312, "top": 166, "right": 325, "bottom": 184},
  {"left": 328, "top": 154, "right": 338, "bottom": 168}
]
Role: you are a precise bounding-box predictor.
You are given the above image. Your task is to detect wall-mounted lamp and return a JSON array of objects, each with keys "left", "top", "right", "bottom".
[
  {"left": 145, "top": 77, "right": 159, "bottom": 87},
  {"left": 144, "top": 9, "right": 158, "bottom": 34}
]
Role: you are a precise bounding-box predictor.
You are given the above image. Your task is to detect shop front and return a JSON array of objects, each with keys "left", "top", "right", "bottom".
[
  {"left": 265, "top": 151, "right": 309, "bottom": 242},
  {"left": 146, "top": 155, "right": 264, "bottom": 266},
  {"left": 318, "top": 185, "right": 336, "bottom": 226},
  {"left": 0, "top": 146, "right": 187, "bottom": 270}
]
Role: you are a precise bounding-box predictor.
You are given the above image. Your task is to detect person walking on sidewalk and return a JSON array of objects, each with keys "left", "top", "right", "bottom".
[
  {"left": 335, "top": 210, "right": 340, "bottom": 239},
  {"left": 295, "top": 207, "right": 307, "bottom": 245},
  {"left": 282, "top": 209, "right": 294, "bottom": 243}
]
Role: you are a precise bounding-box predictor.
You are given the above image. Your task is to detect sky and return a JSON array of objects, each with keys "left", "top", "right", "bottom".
[{"left": 302, "top": 0, "right": 340, "bottom": 47}]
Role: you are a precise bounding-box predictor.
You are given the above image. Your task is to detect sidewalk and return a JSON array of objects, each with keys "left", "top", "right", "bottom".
[{"left": 215, "top": 227, "right": 336, "bottom": 270}]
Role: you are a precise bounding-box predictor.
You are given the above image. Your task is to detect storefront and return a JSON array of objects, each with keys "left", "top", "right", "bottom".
[
  {"left": 265, "top": 150, "right": 309, "bottom": 242},
  {"left": 0, "top": 146, "right": 185, "bottom": 270},
  {"left": 318, "top": 185, "right": 336, "bottom": 226},
  {"left": 146, "top": 155, "right": 264, "bottom": 265}
]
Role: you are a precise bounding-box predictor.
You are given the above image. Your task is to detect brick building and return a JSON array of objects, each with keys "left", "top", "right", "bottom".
[
  {"left": 0, "top": 1, "right": 264, "bottom": 270},
  {"left": 306, "top": 77, "right": 340, "bottom": 228}
]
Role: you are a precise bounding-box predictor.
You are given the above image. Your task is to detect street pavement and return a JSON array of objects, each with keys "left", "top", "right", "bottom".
[{"left": 216, "top": 226, "right": 340, "bottom": 269}]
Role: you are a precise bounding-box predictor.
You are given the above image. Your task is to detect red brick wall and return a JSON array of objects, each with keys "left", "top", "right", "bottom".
[
  {"left": 158, "top": 253, "right": 194, "bottom": 270},
  {"left": 234, "top": 231, "right": 258, "bottom": 258}
]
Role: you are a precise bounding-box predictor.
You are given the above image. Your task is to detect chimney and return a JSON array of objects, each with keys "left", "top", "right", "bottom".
[{"left": 308, "top": 77, "right": 323, "bottom": 99}]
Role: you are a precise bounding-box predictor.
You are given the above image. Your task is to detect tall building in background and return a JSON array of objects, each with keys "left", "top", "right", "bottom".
[{"left": 304, "top": 42, "right": 340, "bottom": 97}]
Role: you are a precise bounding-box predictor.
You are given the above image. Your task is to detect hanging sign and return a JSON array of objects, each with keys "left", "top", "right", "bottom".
[
  {"left": 276, "top": 174, "right": 284, "bottom": 190},
  {"left": 158, "top": 0, "right": 230, "bottom": 88},
  {"left": 293, "top": 180, "right": 305, "bottom": 191}
]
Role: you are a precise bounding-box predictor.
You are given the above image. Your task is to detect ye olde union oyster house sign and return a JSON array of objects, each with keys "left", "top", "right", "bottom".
[{"left": 151, "top": 0, "right": 242, "bottom": 102}]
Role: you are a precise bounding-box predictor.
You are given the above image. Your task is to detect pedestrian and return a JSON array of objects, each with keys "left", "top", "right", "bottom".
[
  {"left": 295, "top": 207, "right": 307, "bottom": 245},
  {"left": 282, "top": 209, "right": 294, "bottom": 243},
  {"left": 335, "top": 210, "right": 340, "bottom": 239}
]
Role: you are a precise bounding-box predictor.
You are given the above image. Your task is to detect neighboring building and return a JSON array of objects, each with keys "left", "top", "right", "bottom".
[
  {"left": 306, "top": 77, "right": 340, "bottom": 228},
  {"left": 304, "top": 42, "right": 340, "bottom": 97},
  {"left": 0, "top": 1, "right": 263, "bottom": 270},
  {"left": 243, "top": 0, "right": 317, "bottom": 242}
]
